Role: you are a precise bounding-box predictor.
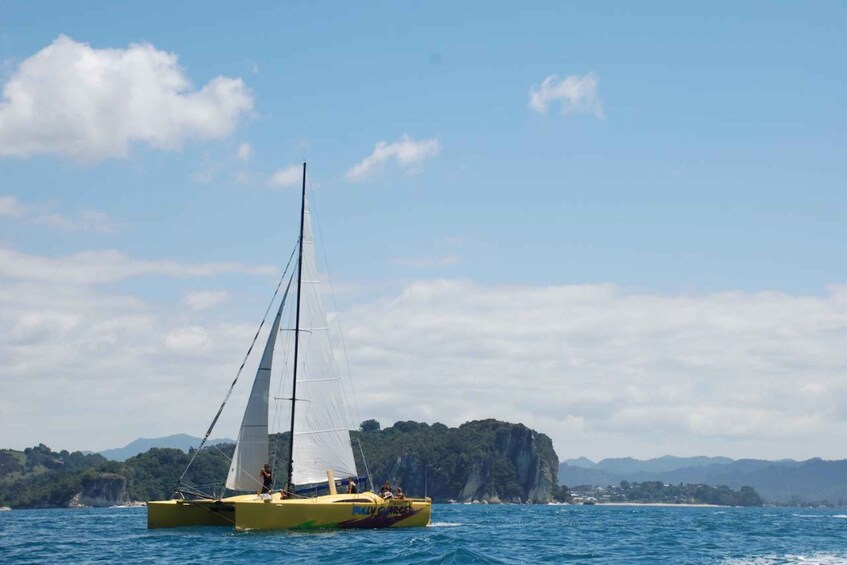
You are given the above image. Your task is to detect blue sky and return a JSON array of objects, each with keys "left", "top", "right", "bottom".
[{"left": 1, "top": 2, "right": 845, "bottom": 460}]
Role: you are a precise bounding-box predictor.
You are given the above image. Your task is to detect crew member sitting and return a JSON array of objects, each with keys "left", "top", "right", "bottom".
[
  {"left": 395, "top": 486, "right": 405, "bottom": 500},
  {"left": 347, "top": 477, "right": 358, "bottom": 494},
  {"left": 380, "top": 481, "right": 394, "bottom": 499}
]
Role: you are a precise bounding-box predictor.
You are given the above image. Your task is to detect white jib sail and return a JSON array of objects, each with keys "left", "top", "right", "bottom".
[
  {"left": 291, "top": 202, "right": 358, "bottom": 485},
  {"left": 225, "top": 298, "right": 285, "bottom": 491}
]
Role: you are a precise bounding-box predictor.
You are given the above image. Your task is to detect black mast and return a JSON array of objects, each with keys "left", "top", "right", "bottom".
[{"left": 286, "top": 162, "right": 307, "bottom": 493}]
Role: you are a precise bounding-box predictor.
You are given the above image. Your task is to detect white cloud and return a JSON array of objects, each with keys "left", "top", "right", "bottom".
[
  {"left": 164, "top": 326, "right": 212, "bottom": 353},
  {"left": 0, "top": 247, "right": 272, "bottom": 450},
  {"left": 0, "top": 279, "right": 256, "bottom": 451},
  {"left": 270, "top": 165, "right": 302, "bottom": 188},
  {"left": 392, "top": 253, "right": 461, "bottom": 268},
  {"left": 340, "top": 280, "right": 847, "bottom": 460},
  {"left": 345, "top": 135, "right": 441, "bottom": 182},
  {"left": 529, "top": 72, "right": 604, "bottom": 118},
  {"left": 0, "top": 35, "right": 253, "bottom": 161},
  {"left": 236, "top": 142, "right": 252, "bottom": 162},
  {"left": 0, "top": 195, "right": 115, "bottom": 233},
  {"left": 184, "top": 290, "right": 229, "bottom": 311},
  {"left": 0, "top": 247, "right": 274, "bottom": 285},
  {"left": 2, "top": 264, "right": 846, "bottom": 461}
]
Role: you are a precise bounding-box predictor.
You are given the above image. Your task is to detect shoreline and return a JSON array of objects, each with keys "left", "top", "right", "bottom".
[{"left": 595, "top": 502, "right": 726, "bottom": 508}]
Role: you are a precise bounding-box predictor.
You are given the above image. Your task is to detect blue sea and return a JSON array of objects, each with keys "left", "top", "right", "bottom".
[{"left": 1, "top": 504, "right": 846, "bottom": 563}]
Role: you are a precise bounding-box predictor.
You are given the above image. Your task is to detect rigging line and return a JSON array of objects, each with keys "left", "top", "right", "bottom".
[
  {"left": 293, "top": 426, "right": 351, "bottom": 436},
  {"left": 357, "top": 437, "right": 373, "bottom": 493},
  {"left": 175, "top": 485, "right": 209, "bottom": 498},
  {"left": 309, "top": 189, "right": 363, "bottom": 432},
  {"left": 212, "top": 444, "right": 233, "bottom": 464},
  {"left": 230, "top": 271, "right": 295, "bottom": 488},
  {"left": 174, "top": 241, "right": 299, "bottom": 491},
  {"left": 310, "top": 189, "right": 370, "bottom": 492}
]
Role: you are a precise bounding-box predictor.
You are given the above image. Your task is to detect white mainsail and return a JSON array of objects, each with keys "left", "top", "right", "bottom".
[
  {"left": 290, "top": 202, "right": 358, "bottom": 485},
  {"left": 225, "top": 297, "right": 285, "bottom": 491}
]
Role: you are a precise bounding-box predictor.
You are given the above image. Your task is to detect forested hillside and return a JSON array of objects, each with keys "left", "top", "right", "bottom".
[{"left": 1, "top": 419, "right": 567, "bottom": 507}]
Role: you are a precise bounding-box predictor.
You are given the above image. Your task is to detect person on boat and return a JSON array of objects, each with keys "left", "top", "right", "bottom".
[
  {"left": 279, "top": 482, "right": 292, "bottom": 499},
  {"left": 381, "top": 481, "right": 394, "bottom": 499},
  {"left": 395, "top": 487, "right": 405, "bottom": 500},
  {"left": 347, "top": 477, "right": 358, "bottom": 494},
  {"left": 259, "top": 463, "right": 273, "bottom": 494}
]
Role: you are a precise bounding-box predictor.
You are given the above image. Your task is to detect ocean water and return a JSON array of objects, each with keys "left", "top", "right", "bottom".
[{"left": 1, "top": 505, "right": 846, "bottom": 563}]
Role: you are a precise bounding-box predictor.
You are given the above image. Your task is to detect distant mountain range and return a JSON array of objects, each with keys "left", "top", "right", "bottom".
[
  {"left": 564, "top": 455, "right": 734, "bottom": 474},
  {"left": 559, "top": 456, "right": 847, "bottom": 505},
  {"left": 98, "top": 434, "right": 235, "bottom": 461}
]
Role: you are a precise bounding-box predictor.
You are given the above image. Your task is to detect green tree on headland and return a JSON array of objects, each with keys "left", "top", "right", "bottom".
[
  {"left": 1, "top": 420, "right": 566, "bottom": 507},
  {"left": 573, "top": 481, "right": 764, "bottom": 506}
]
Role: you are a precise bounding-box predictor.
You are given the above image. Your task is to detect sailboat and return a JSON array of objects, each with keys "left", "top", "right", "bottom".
[{"left": 147, "top": 163, "right": 431, "bottom": 530}]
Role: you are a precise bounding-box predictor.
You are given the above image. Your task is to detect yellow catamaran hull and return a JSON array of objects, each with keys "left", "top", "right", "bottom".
[{"left": 148, "top": 492, "right": 431, "bottom": 530}]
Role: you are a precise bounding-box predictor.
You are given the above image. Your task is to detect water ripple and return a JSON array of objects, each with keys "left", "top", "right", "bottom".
[{"left": 1, "top": 505, "right": 846, "bottom": 563}]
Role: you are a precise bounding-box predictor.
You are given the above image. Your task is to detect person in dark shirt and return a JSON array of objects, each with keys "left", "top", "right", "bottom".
[
  {"left": 260, "top": 464, "right": 272, "bottom": 494},
  {"left": 347, "top": 477, "right": 358, "bottom": 494},
  {"left": 381, "top": 481, "right": 393, "bottom": 499}
]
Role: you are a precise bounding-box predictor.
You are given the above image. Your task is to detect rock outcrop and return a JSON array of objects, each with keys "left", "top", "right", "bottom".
[
  {"left": 354, "top": 419, "right": 561, "bottom": 503},
  {"left": 74, "top": 473, "right": 130, "bottom": 507},
  {"left": 455, "top": 423, "right": 558, "bottom": 503}
]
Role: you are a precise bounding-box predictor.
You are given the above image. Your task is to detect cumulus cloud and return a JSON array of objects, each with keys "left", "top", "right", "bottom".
[
  {"left": 184, "top": 290, "right": 229, "bottom": 311},
  {"left": 2, "top": 265, "right": 846, "bottom": 460},
  {"left": 0, "top": 247, "right": 274, "bottom": 285},
  {"left": 0, "top": 279, "right": 257, "bottom": 451},
  {"left": 0, "top": 35, "right": 253, "bottom": 161},
  {"left": 529, "top": 72, "right": 604, "bottom": 118},
  {"left": 164, "top": 326, "right": 212, "bottom": 353},
  {"left": 0, "top": 247, "right": 272, "bottom": 450},
  {"left": 345, "top": 135, "right": 441, "bottom": 181},
  {"left": 340, "top": 280, "right": 847, "bottom": 459},
  {"left": 270, "top": 165, "right": 302, "bottom": 188}
]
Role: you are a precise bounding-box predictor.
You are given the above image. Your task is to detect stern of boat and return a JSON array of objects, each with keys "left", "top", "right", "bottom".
[{"left": 146, "top": 499, "right": 235, "bottom": 529}]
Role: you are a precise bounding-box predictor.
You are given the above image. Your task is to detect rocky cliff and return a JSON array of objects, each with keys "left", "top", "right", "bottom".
[
  {"left": 2, "top": 421, "right": 566, "bottom": 507},
  {"left": 75, "top": 473, "right": 131, "bottom": 507},
  {"left": 352, "top": 419, "right": 561, "bottom": 503}
]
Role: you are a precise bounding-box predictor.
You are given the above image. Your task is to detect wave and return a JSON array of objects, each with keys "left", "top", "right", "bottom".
[{"left": 724, "top": 553, "right": 847, "bottom": 564}]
